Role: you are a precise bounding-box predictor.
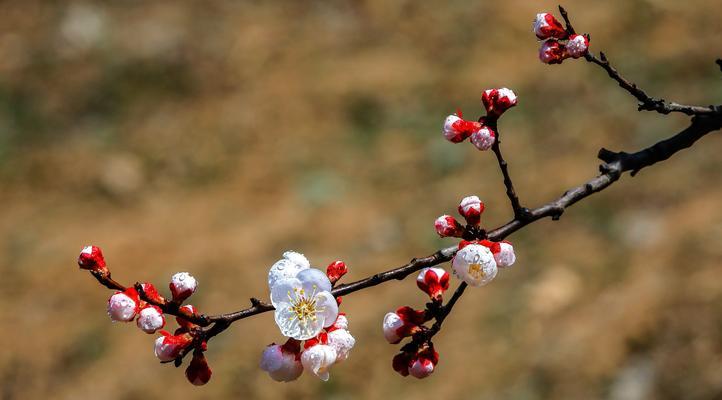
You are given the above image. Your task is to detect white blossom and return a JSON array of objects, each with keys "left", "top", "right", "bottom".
[
  {"left": 271, "top": 268, "right": 338, "bottom": 340},
  {"left": 452, "top": 243, "right": 498, "bottom": 286}
]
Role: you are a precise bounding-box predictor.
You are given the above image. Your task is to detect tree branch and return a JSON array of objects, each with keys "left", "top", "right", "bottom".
[
  {"left": 489, "top": 122, "right": 530, "bottom": 219},
  {"left": 558, "top": 5, "right": 721, "bottom": 117}
]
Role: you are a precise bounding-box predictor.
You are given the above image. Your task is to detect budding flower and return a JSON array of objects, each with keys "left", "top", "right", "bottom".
[
  {"left": 136, "top": 306, "right": 165, "bottom": 334},
  {"left": 409, "top": 346, "right": 439, "bottom": 379},
  {"left": 138, "top": 282, "right": 165, "bottom": 304},
  {"left": 470, "top": 126, "right": 496, "bottom": 151},
  {"left": 301, "top": 344, "right": 337, "bottom": 381},
  {"left": 493, "top": 241, "right": 516, "bottom": 268},
  {"left": 185, "top": 352, "right": 212, "bottom": 386},
  {"left": 78, "top": 245, "right": 108, "bottom": 274},
  {"left": 329, "top": 313, "right": 349, "bottom": 331},
  {"left": 416, "top": 267, "right": 450, "bottom": 301},
  {"left": 169, "top": 272, "right": 197, "bottom": 302},
  {"left": 260, "top": 341, "right": 303, "bottom": 382},
  {"left": 539, "top": 39, "right": 566, "bottom": 64},
  {"left": 107, "top": 288, "right": 140, "bottom": 322},
  {"left": 442, "top": 114, "right": 480, "bottom": 143},
  {"left": 533, "top": 13, "right": 568, "bottom": 40},
  {"left": 434, "top": 215, "right": 464, "bottom": 238},
  {"left": 565, "top": 34, "right": 589, "bottom": 58},
  {"left": 452, "top": 242, "right": 498, "bottom": 287},
  {"left": 327, "top": 329, "right": 356, "bottom": 362},
  {"left": 382, "top": 306, "right": 426, "bottom": 344},
  {"left": 176, "top": 304, "right": 198, "bottom": 330},
  {"left": 326, "top": 260, "right": 348, "bottom": 284},
  {"left": 481, "top": 88, "right": 518, "bottom": 117},
  {"left": 154, "top": 331, "right": 193, "bottom": 362},
  {"left": 458, "top": 195, "right": 484, "bottom": 225}
]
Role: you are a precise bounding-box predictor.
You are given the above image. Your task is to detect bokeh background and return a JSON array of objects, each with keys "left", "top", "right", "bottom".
[{"left": 2, "top": 0, "right": 722, "bottom": 399}]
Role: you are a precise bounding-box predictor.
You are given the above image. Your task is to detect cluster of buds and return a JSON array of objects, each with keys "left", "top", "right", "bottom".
[
  {"left": 383, "top": 305, "right": 440, "bottom": 379},
  {"left": 381, "top": 264, "right": 449, "bottom": 378},
  {"left": 78, "top": 246, "right": 211, "bottom": 386},
  {"left": 435, "top": 196, "right": 517, "bottom": 286},
  {"left": 442, "top": 88, "right": 517, "bottom": 151},
  {"left": 261, "top": 252, "right": 355, "bottom": 382},
  {"left": 534, "top": 12, "right": 589, "bottom": 64},
  {"left": 382, "top": 196, "right": 518, "bottom": 378}
]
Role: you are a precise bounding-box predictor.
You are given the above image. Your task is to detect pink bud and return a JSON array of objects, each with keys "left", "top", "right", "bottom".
[
  {"left": 539, "top": 39, "right": 566, "bottom": 64},
  {"left": 434, "top": 215, "right": 464, "bottom": 238},
  {"left": 409, "top": 343, "right": 439, "bottom": 379},
  {"left": 328, "top": 313, "right": 349, "bottom": 331},
  {"left": 326, "top": 260, "right": 348, "bottom": 284},
  {"left": 566, "top": 34, "right": 589, "bottom": 58},
  {"left": 470, "top": 126, "right": 496, "bottom": 151},
  {"left": 169, "top": 272, "right": 197, "bottom": 302},
  {"left": 442, "top": 114, "right": 480, "bottom": 143},
  {"left": 416, "top": 267, "right": 450, "bottom": 301},
  {"left": 382, "top": 306, "right": 426, "bottom": 344},
  {"left": 78, "top": 245, "right": 108, "bottom": 274},
  {"left": 458, "top": 195, "right": 484, "bottom": 225},
  {"left": 185, "top": 352, "right": 212, "bottom": 386},
  {"left": 260, "top": 341, "right": 304, "bottom": 382},
  {"left": 409, "top": 354, "right": 437, "bottom": 379},
  {"left": 176, "top": 304, "right": 199, "bottom": 330},
  {"left": 107, "top": 287, "right": 140, "bottom": 322},
  {"left": 137, "top": 305, "right": 165, "bottom": 334},
  {"left": 154, "top": 331, "right": 193, "bottom": 362},
  {"left": 481, "top": 88, "right": 518, "bottom": 117},
  {"left": 533, "top": 13, "right": 568, "bottom": 40},
  {"left": 493, "top": 241, "right": 516, "bottom": 268}
]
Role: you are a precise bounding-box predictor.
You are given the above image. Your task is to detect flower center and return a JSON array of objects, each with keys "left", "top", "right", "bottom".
[
  {"left": 288, "top": 287, "right": 319, "bottom": 325},
  {"left": 468, "top": 263, "right": 485, "bottom": 279}
]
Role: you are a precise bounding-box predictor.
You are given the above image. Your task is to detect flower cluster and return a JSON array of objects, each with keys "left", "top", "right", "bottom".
[
  {"left": 261, "top": 252, "right": 355, "bottom": 381},
  {"left": 78, "top": 245, "right": 212, "bottom": 386},
  {"left": 382, "top": 196, "right": 518, "bottom": 378},
  {"left": 534, "top": 12, "right": 589, "bottom": 64},
  {"left": 442, "top": 88, "right": 517, "bottom": 151}
]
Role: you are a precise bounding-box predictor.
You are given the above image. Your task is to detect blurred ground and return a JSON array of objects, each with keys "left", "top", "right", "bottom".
[{"left": 1, "top": 0, "right": 722, "bottom": 399}]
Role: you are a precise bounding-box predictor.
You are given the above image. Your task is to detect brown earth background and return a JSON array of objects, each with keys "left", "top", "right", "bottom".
[{"left": 2, "top": 1, "right": 722, "bottom": 399}]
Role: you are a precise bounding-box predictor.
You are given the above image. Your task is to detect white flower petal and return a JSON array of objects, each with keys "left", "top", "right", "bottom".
[
  {"left": 327, "top": 329, "right": 356, "bottom": 362},
  {"left": 297, "top": 268, "right": 332, "bottom": 295},
  {"left": 283, "top": 251, "right": 310, "bottom": 269},
  {"left": 301, "top": 345, "right": 336, "bottom": 381},
  {"left": 270, "top": 278, "right": 301, "bottom": 307},
  {"left": 315, "top": 291, "right": 339, "bottom": 328},
  {"left": 268, "top": 259, "right": 307, "bottom": 291}
]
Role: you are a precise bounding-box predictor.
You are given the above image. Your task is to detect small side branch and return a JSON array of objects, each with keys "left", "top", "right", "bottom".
[
  {"left": 490, "top": 124, "right": 530, "bottom": 220},
  {"left": 560, "top": 5, "right": 721, "bottom": 117}
]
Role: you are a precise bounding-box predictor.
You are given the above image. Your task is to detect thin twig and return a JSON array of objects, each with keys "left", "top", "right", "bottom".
[{"left": 489, "top": 122, "right": 530, "bottom": 220}]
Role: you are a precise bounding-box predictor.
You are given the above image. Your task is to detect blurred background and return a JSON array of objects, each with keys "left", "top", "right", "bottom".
[{"left": 1, "top": 0, "right": 721, "bottom": 399}]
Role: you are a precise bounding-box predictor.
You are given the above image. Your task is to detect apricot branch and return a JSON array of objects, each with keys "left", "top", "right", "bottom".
[{"left": 78, "top": 5, "right": 721, "bottom": 385}]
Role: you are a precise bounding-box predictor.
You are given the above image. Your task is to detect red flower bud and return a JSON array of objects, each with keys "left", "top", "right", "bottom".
[
  {"left": 481, "top": 88, "right": 518, "bottom": 117},
  {"left": 326, "top": 260, "right": 348, "bottom": 284},
  {"left": 458, "top": 195, "right": 484, "bottom": 225},
  {"left": 416, "top": 267, "right": 450, "bottom": 301},
  {"left": 176, "top": 304, "right": 199, "bottom": 330},
  {"left": 78, "top": 245, "right": 108, "bottom": 274},
  {"left": 533, "top": 13, "right": 568, "bottom": 40},
  {"left": 434, "top": 215, "right": 464, "bottom": 237}
]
